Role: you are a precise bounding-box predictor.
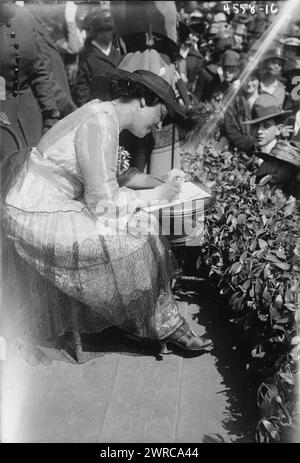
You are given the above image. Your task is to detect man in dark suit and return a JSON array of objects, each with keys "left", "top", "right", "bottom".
[
  {"left": 194, "top": 34, "right": 233, "bottom": 102},
  {"left": 29, "top": 9, "right": 77, "bottom": 118},
  {"left": 74, "top": 10, "right": 121, "bottom": 107},
  {"left": 0, "top": 4, "right": 60, "bottom": 158}
]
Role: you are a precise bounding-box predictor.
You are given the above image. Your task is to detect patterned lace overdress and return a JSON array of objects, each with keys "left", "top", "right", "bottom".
[{"left": 3, "top": 101, "right": 183, "bottom": 340}]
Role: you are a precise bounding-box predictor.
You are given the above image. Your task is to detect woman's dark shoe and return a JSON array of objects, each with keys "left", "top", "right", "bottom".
[{"left": 160, "top": 321, "right": 213, "bottom": 355}]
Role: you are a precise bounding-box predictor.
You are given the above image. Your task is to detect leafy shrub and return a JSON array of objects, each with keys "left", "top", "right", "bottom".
[{"left": 181, "top": 142, "right": 299, "bottom": 442}]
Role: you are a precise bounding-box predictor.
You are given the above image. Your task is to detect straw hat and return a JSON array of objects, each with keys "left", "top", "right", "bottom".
[
  {"left": 243, "top": 94, "right": 292, "bottom": 125},
  {"left": 254, "top": 140, "right": 300, "bottom": 167},
  {"left": 282, "top": 37, "right": 300, "bottom": 47}
]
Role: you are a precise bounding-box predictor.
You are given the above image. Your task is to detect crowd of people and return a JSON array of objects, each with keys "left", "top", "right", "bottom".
[
  {"left": 177, "top": 1, "right": 300, "bottom": 198},
  {"left": 1, "top": 1, "right": 300, "bottom": 359}
]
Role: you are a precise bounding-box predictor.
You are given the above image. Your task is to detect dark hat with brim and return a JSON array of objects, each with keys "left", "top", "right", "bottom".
[
  {"left": 189, "top": 20, "right": 206, "bottom": 36},
  {"left": 254, "top": 140, "right": 300, "bottom": 167},
  {"left": 262, "top": 47, "right": 286, "bottom": 63},
  {"left": 243, "top": 94, "right": 292, "bottom": 125},
  {"left": 86, "top": 10, "right": 114, "bottom": 32},
  {"left": 178, "top": 21, "right": 192, "bottom": 44},
  {"left": 210, "top": 34, "right": 233, "bottom": 57},
  {"left": 221, "top": 49, "right": 240, "bottom": 66},
  {"left": 284, "top": 57, "right": 300, "bottom": 73},
  {"left": 95, "top": 68, "right": 187, "bottom": 119}
]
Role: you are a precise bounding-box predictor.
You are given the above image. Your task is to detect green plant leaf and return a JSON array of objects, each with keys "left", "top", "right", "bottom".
[
  {"left": 273, "top": 262, "right": 290, "bottom": 271},
  {"left": 264, "top": 263, "right": 271, "bottom": 280},
  {"left": 265, "top": 254, "right": 282, "bottom": 264},
  {"left": 274, "top": 294, "right": 283, "bottom": 309},
  {"left": 258, "top": 239, "right": 268, "bottom": 251},
  {"left": 230, "top": 262, "right": 243, "bottom": 275},
  {"left": 284, "top": 303, "right": 296, "bottom": 312},
  {"left": 275, "top": 250, "right": 286, "bottom": 260}
]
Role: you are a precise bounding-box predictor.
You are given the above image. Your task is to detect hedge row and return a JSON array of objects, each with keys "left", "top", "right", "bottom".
[{"left": 182, "top": 143, "right": 299, "bottom": 442}]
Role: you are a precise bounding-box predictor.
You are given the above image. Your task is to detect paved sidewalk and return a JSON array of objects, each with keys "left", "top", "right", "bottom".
[{"left": 1, "top": 296, "right": 256, "bottom": 443}]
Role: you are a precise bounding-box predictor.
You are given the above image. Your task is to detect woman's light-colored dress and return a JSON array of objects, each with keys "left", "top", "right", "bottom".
[{"left": 3, "top": 101, "right": 183, "bottom": 340}]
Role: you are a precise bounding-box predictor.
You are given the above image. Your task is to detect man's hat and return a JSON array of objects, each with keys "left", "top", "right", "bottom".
[
  {"left": 210, "top": 33, "right": 233, "bottom": 57},
  {"left": 95, "top": 68, "right": 187, "bottom": 119},
  {"left": 243, "top": 94, "right": 292, "bottom": 125},
  {"left": 89, "top": 10, "right": 113, "bottom": 32},
  {"left": 263, "top": 47, "right": 286, "bottom": 63},
  {"left": 254, "top": 140, "right": 300, "bottom": 167},
  {"left": 221, "top": 49, "right": 240, "bottom": 67},
  {"left": 189, "top": 20, "right": 206, "bottom": 36},
  {"left": 190, "top": 10, "right": 203, "bottom": 20},
  {"left": 178, "top": 21, "right": 192, "bottom": 44},
  {"left": 284, "top": 57, "right": 300, "bottom": 74},
  {"left": 214, "top": 12, "right": 227, "bottom": 23},
  {"left": 208, "top": 22, "right": 220, "bottom": 36},
  {"left": 282, "top": 36, "right": 300, "bottom": 47}
]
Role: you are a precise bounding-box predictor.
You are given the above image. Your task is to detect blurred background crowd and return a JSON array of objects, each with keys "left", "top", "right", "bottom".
[{"left": 1, "top": 0, "right": 300, "bottom": 198}]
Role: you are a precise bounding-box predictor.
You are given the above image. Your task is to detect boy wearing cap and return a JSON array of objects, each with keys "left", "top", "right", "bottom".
[
  {"left": 255, "top": 140, "right": 300, "bottom": 200},
  {"left": 244, "top": 94, "right": 291, "bottom": 153},
  {"left": 243, "top": 94, "right": 300, "bottom": 197}
]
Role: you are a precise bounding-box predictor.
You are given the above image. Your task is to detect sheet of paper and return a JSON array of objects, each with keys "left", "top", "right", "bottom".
[{"left": 142, "top": 181, "right": 211, "bottom": 213}]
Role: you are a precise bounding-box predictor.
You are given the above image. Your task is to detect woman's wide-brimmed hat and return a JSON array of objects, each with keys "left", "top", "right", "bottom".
[
  {"left": 254, "top": 140, "right": 300, "bottom": 167},
  {"left": 96, "top": 68, "right": 187, "bottom": 118},
  {"left": 243, "top": 94, "right": 292, "bottom": 125}
]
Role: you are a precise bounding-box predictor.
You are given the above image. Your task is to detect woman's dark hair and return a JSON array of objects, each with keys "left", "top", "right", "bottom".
[{"left": 109, "top": 79, "right": 163, "bottom": 107}]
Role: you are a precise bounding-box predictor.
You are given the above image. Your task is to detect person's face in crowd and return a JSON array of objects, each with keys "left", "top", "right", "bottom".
[
  {"left": 243, "top": 76, "right": 259, "bottom": 96},
  {"left": 284, "top": 45, "right": 299, "bottom": 58},
  {"left": 130, "top": 101, "right": 168, "bottom": 138},
  {"left": 96, "top": 29, "right": 113, "bottom": 46},
  {"left": 233, "top": 34, "right": 243, "bottom": 50},
  {"left": 223, "top": 65, "right": 238, "bottom": 83},
  {"left": 180, "top": 39, "right": 192, "bottom": 56},
  {"left": 254, "top": 118, "right": 282, "bottom": 149},
  {"left": 265, "top": 58, "right": 283, "bottom": 77}
]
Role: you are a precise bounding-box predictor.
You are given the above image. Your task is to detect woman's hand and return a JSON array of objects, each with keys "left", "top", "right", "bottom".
[
  {"left": 161, "top": 168, "right": 186, "bottom": 184},
  {"left": 154, "top": 181, "right": 181, "bottom": 202}
]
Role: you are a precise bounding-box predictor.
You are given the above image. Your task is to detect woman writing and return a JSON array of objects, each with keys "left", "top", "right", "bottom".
[{"left": 2, "top": 69, "right": 212, "bottom": 356}]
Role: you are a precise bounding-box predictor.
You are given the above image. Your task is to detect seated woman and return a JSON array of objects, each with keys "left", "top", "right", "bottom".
[{"left": 2, "top": 69, "right": 212, "bottom": 356}]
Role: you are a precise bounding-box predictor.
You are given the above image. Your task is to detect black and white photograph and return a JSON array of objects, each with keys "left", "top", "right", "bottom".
[{"left": 0, "top": 0, "right": 299, "bottom": 446}]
